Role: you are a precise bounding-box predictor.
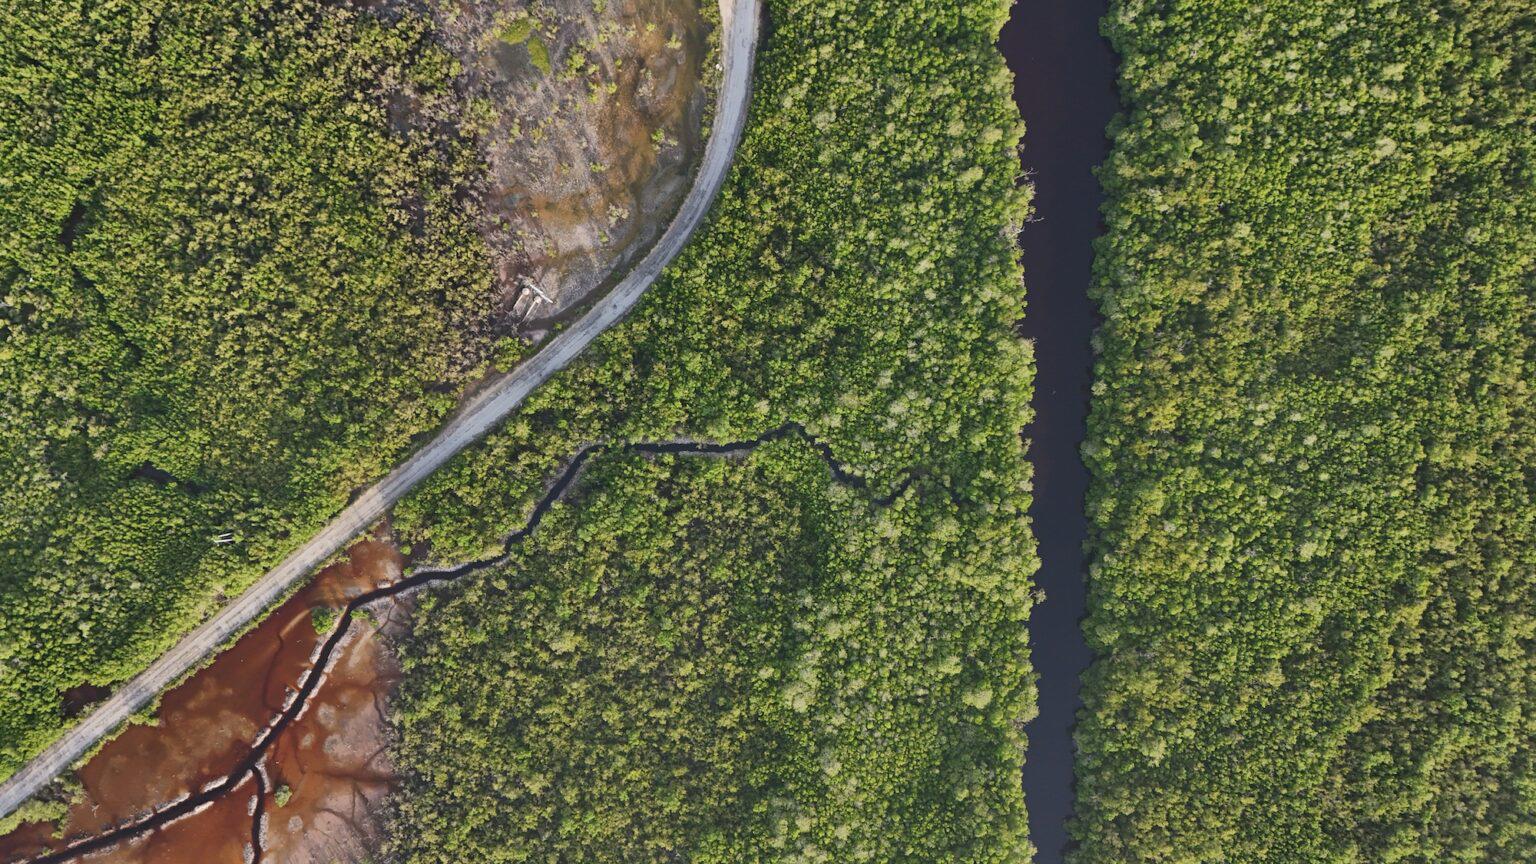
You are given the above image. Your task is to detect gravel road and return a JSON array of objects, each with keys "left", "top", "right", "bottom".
[{"left": 0, "top": 0, "right": 760, "bottom": 820}]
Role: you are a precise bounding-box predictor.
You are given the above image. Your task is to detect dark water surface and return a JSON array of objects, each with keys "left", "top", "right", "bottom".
[{"left": 1000, "top": 1, "right": 1118, "bottom": 861}]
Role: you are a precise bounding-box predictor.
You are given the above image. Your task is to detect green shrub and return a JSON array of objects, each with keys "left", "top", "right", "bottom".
[
  {"left": 1076, "top": 1, "right": 1536, "bottom": 861},
  {"left": 497, "top": 17, "right": 534, "bottom": 45},
  {"left": 309, "top": 607, "right": 338, "bottom": 636},
  {"left": 0, "top": 0, "right": 495, "bottom": 779},
  {"left": 528, "top": 34, "right": 552, "bottom": 74}
]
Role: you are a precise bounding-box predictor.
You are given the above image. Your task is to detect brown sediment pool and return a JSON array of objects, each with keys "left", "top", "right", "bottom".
[
  {"left": 78, "top": 771, "right": 261, "bottom": 864},
  {"left": 257, "top": 596, "right": 408, "bottom": 864},
  {"left": 0, "top": 535, "right": 407, "bottom": 864}
]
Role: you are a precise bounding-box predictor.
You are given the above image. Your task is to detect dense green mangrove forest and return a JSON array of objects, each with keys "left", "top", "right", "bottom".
[
  {"left": 393, "top": 439, "right": 1034, "bottom": 861},
  {"left": 0, "top": 0, "right": 497, "bottom": 778},
  {"left": 8, "top": 0, "right": 1536, "bottom": 859},
  {"left": 387, "top": 0, "right": 1038, "bottom": 858},
  {"left": 1075, "top": 0, "right": 1536, "bottom": 861},
  {"left": 1, "top": 0, "right": 1039, "bottom": 856}
]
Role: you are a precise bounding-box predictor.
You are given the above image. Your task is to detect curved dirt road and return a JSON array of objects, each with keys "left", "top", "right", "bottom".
[{"left": 0, "top": 0, "right": 760, "bottom": 820}]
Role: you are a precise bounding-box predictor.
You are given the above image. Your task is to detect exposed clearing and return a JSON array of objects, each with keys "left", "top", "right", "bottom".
[{"left": 420, "top": 0, "right": 714, "bottom": 336}]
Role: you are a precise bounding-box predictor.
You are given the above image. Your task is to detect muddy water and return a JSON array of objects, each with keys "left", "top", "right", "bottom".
[
  {"left": 84, "top": 771, "right": 261, "bottom": 864},
  {"left": 57, "top": 687, "right": 110, "bottom": 722},
  {"left": 0, "top": 536, "right": 406, "bottom": 864},
  {"left": 999, "top": 2, "right": 1117, "bottom": 862}
]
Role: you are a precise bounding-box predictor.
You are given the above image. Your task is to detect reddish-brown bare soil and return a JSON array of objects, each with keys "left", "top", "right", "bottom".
[
  {"left": 0, "top": 535, "right": 406, "bottom": 864},
  {"left": 427, "top": 0, "right": 712, "bottom": 329},
  {"left": 258, "top": 597, "right": 410, "bottom": 864}
]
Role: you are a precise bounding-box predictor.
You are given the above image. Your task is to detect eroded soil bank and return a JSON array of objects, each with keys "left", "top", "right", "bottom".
[{"left": 0, "top": 536, "right": 408, "bottom": 864}]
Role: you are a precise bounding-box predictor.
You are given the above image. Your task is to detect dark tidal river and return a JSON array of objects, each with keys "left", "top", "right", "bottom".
[{"left": 1000, "top": 1, "right": 1118, "bottom": 862}]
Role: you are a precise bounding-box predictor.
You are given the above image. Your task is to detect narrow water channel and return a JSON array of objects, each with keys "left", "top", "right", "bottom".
[
  {"left": 999, "top": 2, "right": 1117, "bottom": 862},
  {"left": 0, "top": 424, "right": 917, "bottom": 864}
]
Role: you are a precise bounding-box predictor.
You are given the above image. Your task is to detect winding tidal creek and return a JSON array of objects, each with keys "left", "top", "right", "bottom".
[
  {"left": 0, "top": 538, "right": 408, "bottom": 864},
  {"left": 0, "top": 424, "right": 923, "bottom": 864}
]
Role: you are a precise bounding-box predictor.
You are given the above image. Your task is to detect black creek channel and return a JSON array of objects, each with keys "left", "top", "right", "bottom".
[
  {"left": 1000, "top": 1, "right": 1118, "bottom": 862},
  {"left": 18, "top": 422, "right": 943, "bottom": 864}
]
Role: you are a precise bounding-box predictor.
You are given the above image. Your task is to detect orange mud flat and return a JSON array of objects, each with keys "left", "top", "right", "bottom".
[{"left": 0, "top": 536, "right": 408, "bottom": 864}]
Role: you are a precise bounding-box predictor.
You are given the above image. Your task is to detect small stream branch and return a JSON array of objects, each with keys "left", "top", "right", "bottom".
[
  {"left": 21, "top": 422, "right": 951, "bottom": 864},
  {"left": 248, "top": 766, "right": 265, "bottom": 864}
]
